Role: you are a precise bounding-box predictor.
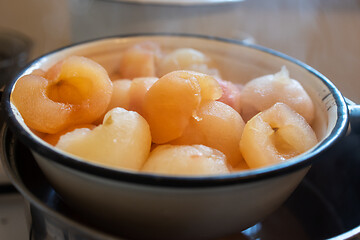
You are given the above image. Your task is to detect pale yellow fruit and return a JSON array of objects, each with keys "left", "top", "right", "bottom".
[
  {"left": 142, "top": 145, "right": 230, "bottom": 176},
  {"left": 216, "top": 77, "right": 242, "bottom": 112},
  {"left": 193, "top": 71, "right": 223, "bottom": 102},
  {"left": 94, "top": 79, "right": 132, "bottom": 124},
  {"left": 119, "top": 42, "right": 160, "bottom": 79},
  {"left": 172, "top": 100, "right": 245, "bottom": 168},
  {"left": 42, "top": 124, "right": 95, "bottom": 146},
  {"left": 240, "top": 103, "right": 318, "bottom": 169},
  {"left": 128, "top": 77, "right": 158, "bottom": 116},
  {"left": 12, "top": 56, "right": 113, "bottom": 134},
  {"left": 47, "top": 56, "right": 113, "bottom": 109},
  {"left": 157, "top": 48, "right": 220, "bottom": 77},
  {"left": 56, "top": 108, "right": 151, "bottom": 171},
  {"left": 143, "top": 71, "right": 202, "bottom": 144},
  {"left": 143, "top": 70, "right": 226, "bottom": 144},
  {"left": 239, "top": 66, "right": 314, "bottom": 123},
  {"left": 231, "top": 160, "right": 250, "bottom": 172},
  {"left": 109, "top": 79, "right": 132, "bottom": 110}
]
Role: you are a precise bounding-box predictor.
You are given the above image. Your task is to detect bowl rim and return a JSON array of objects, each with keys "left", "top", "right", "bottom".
[{"left": 1, "top": 33, "right": 350, "bottom": 188}]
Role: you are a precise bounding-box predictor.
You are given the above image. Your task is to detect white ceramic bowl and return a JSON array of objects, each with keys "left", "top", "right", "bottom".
[{"left": 2, "top": 34, "right": 359, "bottom": 240}]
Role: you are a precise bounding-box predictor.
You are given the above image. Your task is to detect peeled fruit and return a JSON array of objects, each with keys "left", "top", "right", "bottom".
[
  {"left": 47, "top": 56, "right": 112, "bottom": 108},
  {"left": 11, "top": 40, "right": 321, "bottom": 176},
  {"left": 42, "top": 124, "right": 96, "bottom": 146},
  {"left": 119, "top": 42, "right": 160, "bottom": 79},
  {"left": 216, "top": 77, "right": 242, "bottom": 112},
  {"left": 240, "top": 103, "right": 318, "bottom": 169},
  {"left": 45, "top": 59, "right": 63, "bottom": 81},
  {"left": 12, "top": 56, "right": 113, "bottom": 134},
  {"left": 56, "top": 108, "right": 151, "bottom": 171},
  {"left": 31, "top": 69, "right": 46, "bottom": 77},
  {"left": 157, "top": 48, "right": 220, "bottom": 77},
  {"left": 239, "top": 66, "right": 315, "bottom": 123},
  {"left": 231, "top": 160, "right": 250, "bottom": 172},
  {"left": 143, "top": 71, "right": 202, "bottom": 144},
  {"left": 194, "top": 71, "right": 222, "bottom": 102},
  {"left": 141, "top": 144, "right": 230, "bottom": 176},
  {"left": 108, "top": 79, "right": 132, "bottom": 110},
  {"left": 128, "top": 77, "right": 158, "bottom": 116},
  {"left": 172, "top": 100, "right": 245, "bottom": 168},
  {"left": 94, "top": 79, "right": 132, "bottom": 124},
  {"left": 12, "top": 74, "right": 77, "bottom": 134},
  {"left": 143, "top": 70, "right": 223, "bottom": 144}
]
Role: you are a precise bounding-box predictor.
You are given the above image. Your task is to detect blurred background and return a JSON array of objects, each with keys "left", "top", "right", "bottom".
[{"left": 0, "top": 0, "right": 359, "bottom": 102}]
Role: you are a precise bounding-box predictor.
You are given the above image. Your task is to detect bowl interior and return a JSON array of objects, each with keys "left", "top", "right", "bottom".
[{"left": 7, "top": 34, "right": 347, "bottom": 178}]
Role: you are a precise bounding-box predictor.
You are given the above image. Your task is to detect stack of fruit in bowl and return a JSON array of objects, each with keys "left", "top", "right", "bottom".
[{"left": 11, "top": 40, "right": 318, "bottom": 176}]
